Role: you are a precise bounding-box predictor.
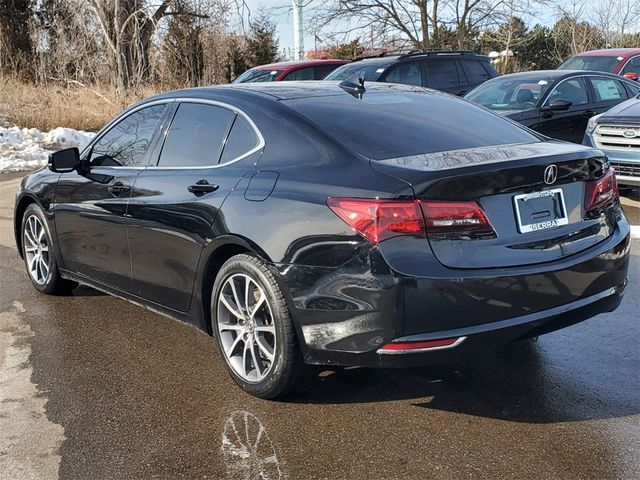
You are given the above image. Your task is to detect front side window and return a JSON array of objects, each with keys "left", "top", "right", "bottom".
[
  {"left": 90, "top": 104, "right": 166, "bottom": 167},
  {"left": 383, "top": 62, "right": 423, "bottom": 86},
  {"left": 425, "top": 60, "right": 460, "bottom": 90},
  {"left": 158, "top": 103, "right": 235, "bottom": 167},
  {"left": 590, "top": 77, "right": 627, "bottom": 102},
  {"left": 621, "top": 56, "right": 640, "bottom": 76},
  {"left": 546, "top": 77, "right": 589, "bottom": 106}
]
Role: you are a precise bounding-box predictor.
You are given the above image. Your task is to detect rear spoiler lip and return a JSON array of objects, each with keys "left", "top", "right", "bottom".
[{"left": 373, "top": 141, "right": 598, "bottom": 172}]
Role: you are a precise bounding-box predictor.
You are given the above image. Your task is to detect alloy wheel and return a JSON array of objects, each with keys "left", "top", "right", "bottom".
[
  {"left": 217, "top": 273, "right": 277, "bottom": 383},
  {"left": 23, "top": 215, "right": 50, "bottom": 285}
]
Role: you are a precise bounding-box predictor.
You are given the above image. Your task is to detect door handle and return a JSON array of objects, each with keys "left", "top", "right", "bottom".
[
  {"left": 188, "top": 180, "right": 219, "bottom": 196},
  {"left": 583, "top": 110, "right": 596, "bottom": 117},
  {"left": 108, "top": 181, "right": 130, "bottom": 196}
]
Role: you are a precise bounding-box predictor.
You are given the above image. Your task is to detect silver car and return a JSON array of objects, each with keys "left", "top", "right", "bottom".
[{"left": 584, "top": 95, "right": 640, "bottom": 186}]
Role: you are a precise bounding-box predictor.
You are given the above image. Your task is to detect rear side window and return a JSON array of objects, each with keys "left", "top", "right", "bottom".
[
  {"left": 282, "top": 67, "right": 315, "bottom": 81},
  {"left": 158, "top": 103, "right": 235, "bottom": 167},
  {"left": 314, "top": 64, "right": 341, "bottom": 79},
  {"left": 90, "top": 104, "right": 166, "bottom": 167},
  {"left": 425, "top": 60, "right": 460, "bottom": 90},
  {"left": 461, "top": 60, "right": 492, "bottom": 85},
  {"left": 590, "top": 77, "right": 627, "bottom": 102},
  {"left": 383, "top": 62, "right": 423, "bottom": 86},
  {"left": 220, "top": 116, "right": 259, "bottom": 164},
  {"left": 285, "top": 91, "right": 539, "bottom": 160}
]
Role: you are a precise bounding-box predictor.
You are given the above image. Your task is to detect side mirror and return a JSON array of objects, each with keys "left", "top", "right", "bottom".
[
  {"left": 543, "top": 98, "right": 573, "bottom": 112},
  {"left": 48, "top": 147, "right": 80, "bottom": 173},
  {"left": 622, "top": 72, "right": 639, "bottom": 81}
]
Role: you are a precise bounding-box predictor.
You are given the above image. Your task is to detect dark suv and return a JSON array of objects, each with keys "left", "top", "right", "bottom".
[{"left": 325, "top": 50, "right": 499, "bottom": 96}]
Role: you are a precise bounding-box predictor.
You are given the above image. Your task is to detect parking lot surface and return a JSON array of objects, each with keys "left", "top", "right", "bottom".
[{"left": 1, "top": 173, "right": 639, "bottom": 480}]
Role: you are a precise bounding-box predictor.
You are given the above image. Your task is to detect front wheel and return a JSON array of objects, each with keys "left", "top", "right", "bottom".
[
  {"left": 21, "top": 203, "right": 77, "bottom": 295},
  {"left": 211, "top": 254, "right": 305, "bottom": 399}
]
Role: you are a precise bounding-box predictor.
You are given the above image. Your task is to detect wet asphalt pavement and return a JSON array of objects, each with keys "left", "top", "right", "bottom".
[{"left": 1, "top": 173, "right": 639, "bottom": 480}]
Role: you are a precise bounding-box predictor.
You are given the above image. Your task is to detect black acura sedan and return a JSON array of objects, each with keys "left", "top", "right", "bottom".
[
  {"left": 465, "top": 70, "right": 640, "bottom": 144},
  {"left": 15, "top": 82, "right": 630, "bottom": 398}
]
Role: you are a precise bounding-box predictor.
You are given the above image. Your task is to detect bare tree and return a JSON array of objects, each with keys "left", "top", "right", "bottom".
[
  {"left": 311, "top": 0, "right": 549, "bottom": 51},
  {"left": 592, "top": 0, "right": 640, "bottom": 47},
  {"left": 0, "top": 0, "right": 33, "bottom": 77}
]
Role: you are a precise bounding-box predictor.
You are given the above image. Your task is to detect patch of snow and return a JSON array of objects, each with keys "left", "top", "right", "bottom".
[
  {"left": 0, "top": 126, "right": 94, "bottom": 173},
  {"left": 631, "top": 225, "right": 640, "bottom": 240}
]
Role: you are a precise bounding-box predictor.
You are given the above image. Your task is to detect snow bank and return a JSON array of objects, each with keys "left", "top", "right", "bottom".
[{"left": 0, "top": 126, "right": 94, "bottom": 173}]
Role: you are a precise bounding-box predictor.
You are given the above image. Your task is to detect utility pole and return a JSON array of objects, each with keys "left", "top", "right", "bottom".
[{"left": 292, "top": 0, "right": 304, "bottom": 60}]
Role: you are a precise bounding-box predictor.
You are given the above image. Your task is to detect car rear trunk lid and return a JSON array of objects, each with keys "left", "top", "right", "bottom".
[{"left": 371, "top": 141, "right": 616, "bottom": 269}]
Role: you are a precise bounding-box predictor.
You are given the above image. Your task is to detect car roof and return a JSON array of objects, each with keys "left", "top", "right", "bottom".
[
  {"left": 353, "top": 50, "right": 489, "bottom": 64},
  {"left": 251, "top": 59, "right": 349, "bottom": 70},
  {"left": 573, "top": 48, "right": 640, "bottom": 57},
  {"left": 487, "top": 69, "right": 626, "bottom": 81},
  {"left": 141, "top": 81, "right": 428, "bottom": 104}
]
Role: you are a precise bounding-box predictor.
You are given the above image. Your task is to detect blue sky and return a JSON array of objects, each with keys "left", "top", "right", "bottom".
[{"left": 238, "top": 1, "right": 309, "bottom": 53}]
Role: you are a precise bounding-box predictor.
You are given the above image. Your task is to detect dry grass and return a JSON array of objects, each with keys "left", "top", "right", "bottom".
[{"left": 0, "top": 77, "right": 160, "bottom": 132}]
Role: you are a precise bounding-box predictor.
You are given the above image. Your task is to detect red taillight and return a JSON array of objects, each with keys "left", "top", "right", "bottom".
[
  {"left": 584, "top": 168, "right": 618, "bottom": 211},
  {"left": 419, "top": 200, "right": 495, "bottom": 236},
  {"left": 327, "top": 198, "right": 424, "bottom": 244},
  {"left": 328, "top": 198, "right": 495, "bottom": 243}
]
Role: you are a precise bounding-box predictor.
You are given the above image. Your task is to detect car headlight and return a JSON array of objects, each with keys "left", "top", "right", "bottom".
[{"left": 586, "top": 114, "right": 602, "bottom": 134}]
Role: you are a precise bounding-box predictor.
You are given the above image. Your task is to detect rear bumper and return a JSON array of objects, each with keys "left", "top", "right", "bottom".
[
  {"left": 275, "top": 214, "right": 631, "bottom": 368},
  {"left": 373, "top": 283, "right": 624, "bottom": 367}
]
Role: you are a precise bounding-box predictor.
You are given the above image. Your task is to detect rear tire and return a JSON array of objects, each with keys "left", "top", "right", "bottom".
[
  {"left": 211, "top": 254, "right": 305, "bottom": 399},
  {"left": 21, "top": 204, "right": 77, "bottom": 295}
]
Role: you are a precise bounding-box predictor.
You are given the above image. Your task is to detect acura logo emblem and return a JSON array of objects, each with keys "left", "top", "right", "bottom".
[
  {"left": 622, "top": 129, "right": 637, "bottom": 138},
  {"left": 544, "top": 164, "right": 558, "bottom": 185}
]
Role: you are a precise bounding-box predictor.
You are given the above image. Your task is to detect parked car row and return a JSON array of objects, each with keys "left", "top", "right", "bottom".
[{"left": 235, "top": 48, "right": 640, "bottom": 187}]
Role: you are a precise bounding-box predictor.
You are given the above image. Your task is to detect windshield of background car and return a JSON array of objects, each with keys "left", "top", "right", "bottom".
[
  {"left": 465, "top": 77, "right": 554, "bottom": 111},
  {"left": 558, "top": 56, "right": 621, "bottom": 73},
  {"left": 285, "top": 91, "right": 539, "bottom": 160},
  {"left": 324, "top": 62, "right": 387, "bottom": 81},
  {"left": 233, "top": 68, "right": 283, "bottom": 83}
]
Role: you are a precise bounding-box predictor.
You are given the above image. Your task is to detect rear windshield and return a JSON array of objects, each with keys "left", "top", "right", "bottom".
[
  {"left": 324, "top": 63, "right": 388, "bottom": 81},
  {"left": 284, "top": 91, "right": 539, "bottom": 160},
  {"left": 558, "top": 56, "right": 620, "bottom": 73},
  {"left": 233, "top": 69, "right": 283, "bottom": 83}
]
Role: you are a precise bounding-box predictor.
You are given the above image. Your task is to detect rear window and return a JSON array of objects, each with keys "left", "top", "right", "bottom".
[
  {"left": 324, "top": 63, "right": 387, "bottom": 81},
  {"left": 233, "top": 69, "right": 283, "bottom": 83},
  {"left": 461, "top": 60, "right": 492, "bottom": 85},
  {"left": 285, "top": 91, "right": 539, "bottom": 160},
  {"left": 558, "top": 56, "right": 620, "bottom": 73}
]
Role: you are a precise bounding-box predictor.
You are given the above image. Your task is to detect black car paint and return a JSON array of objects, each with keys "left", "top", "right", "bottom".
[
  {"left": 14, "top": 82, "right": 630, "bottom": 368},
  {"left": 466, "top": 71, "right": 640, "bottom": 144}
]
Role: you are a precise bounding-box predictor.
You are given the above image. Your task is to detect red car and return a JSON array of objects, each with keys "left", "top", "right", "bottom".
[
  {"left": 558, "top": 48, "right": 640, "bottom": 81},
  {"left": 233, "top": 59, "right": 349, "bottom": 83}
]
